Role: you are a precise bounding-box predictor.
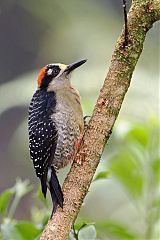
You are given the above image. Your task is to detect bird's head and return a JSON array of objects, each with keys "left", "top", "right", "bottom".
[{"left": 37, "top": 59, "right": 87, "bottom": 89}]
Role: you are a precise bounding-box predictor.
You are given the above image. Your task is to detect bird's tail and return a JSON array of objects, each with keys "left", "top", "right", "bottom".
[
  {"left": 40, "top": 166, "right": 64, "bottom": 218},
  {"left": 49, "top": 166, "right": 64, "bottom": 217}
]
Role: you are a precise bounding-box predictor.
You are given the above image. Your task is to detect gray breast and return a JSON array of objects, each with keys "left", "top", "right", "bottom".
[{"left": 51, "top": 93, "right": 82, "bottom": 169}]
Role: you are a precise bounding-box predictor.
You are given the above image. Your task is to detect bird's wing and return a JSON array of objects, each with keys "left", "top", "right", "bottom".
[{"left": 28, "top": 90, "right": 57, "bottom": 178}]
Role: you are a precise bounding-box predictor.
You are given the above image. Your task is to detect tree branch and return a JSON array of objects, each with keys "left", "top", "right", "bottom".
[{"left": 40, "top": 1, "right": 160, "bottom": 239}]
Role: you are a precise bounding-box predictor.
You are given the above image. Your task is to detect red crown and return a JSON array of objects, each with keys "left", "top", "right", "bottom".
[{"left": 37, "top": 66, "right": 46, "bottom": 88}]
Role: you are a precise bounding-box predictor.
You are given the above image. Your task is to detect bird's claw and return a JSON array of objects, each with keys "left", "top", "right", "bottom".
[{"left": 76, "top": 152, "right": 87, "bottom": 165}]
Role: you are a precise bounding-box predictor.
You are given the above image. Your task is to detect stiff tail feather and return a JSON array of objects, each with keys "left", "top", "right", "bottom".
[
  {"left": 40, "top": 166, "right": 64, "bottom": 218},
  {"left": 49, "top": 166, "right": 64, "bottom": 217}
]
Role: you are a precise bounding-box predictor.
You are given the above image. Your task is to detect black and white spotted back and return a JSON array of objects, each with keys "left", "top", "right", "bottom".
[{"left": 28, "top": 89, "right": 57, "bottom": 177}]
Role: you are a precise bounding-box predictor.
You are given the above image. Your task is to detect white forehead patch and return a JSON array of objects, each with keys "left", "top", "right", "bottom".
[
  {"left": 47, "top": 69, "right": 53, "bottom": 75},
  {"left": 55, "top": 64, "right": 67, "bottom": 78},
  {"left": 58, "top": 64, "right": 67, "bottom": 71}
]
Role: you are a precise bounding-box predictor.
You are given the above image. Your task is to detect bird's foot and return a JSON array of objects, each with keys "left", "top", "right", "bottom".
[
  {"left": 74, "top": 134, "right": 88, "bottom": 165},
  {"left": 73, "top": 134, "right": 84, "bottom": 157},
  {"left": 76, "top": 151, "right": 87, "bottom": 165}
]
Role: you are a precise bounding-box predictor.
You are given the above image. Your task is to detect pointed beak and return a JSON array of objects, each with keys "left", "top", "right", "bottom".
[{"left": 65, "top": 59, "right": 87, "bottom": 73}]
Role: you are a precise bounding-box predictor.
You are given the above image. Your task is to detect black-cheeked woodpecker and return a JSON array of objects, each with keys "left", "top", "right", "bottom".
[{"left": 28, "top": 60, "right": 86, "bottom": 217}]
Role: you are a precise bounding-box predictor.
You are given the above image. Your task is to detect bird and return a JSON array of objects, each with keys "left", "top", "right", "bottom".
[{"left": 28, "top": 59, "right": 86, "bottom": 217}]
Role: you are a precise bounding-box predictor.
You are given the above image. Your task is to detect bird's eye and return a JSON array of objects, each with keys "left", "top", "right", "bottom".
[
  {"left": 47, "top": 68, "right": 59, "bottom": 76},
  {"left": 53, "top": 69, "right": 59, "bottom": 75},
  {"left": 46, "top": 66, "right": 60, "bottom": 78}
]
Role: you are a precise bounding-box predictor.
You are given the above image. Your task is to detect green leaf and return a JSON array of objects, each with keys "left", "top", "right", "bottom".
[
  {"left": 74, "top": 221, "right": 95, "bottom": 232},
  {"left": 109, "top": 151, "right": 143, "bottom": 197},
  {"left": 151, "top": 157, "right": 160, "bottom": 183},
  {"left": 77, "top": 222, "right": 88, "bottom": 232},
  {"left": 93, "top": 171, "right": 109, "bottom": 181},
  {"left": 72, "top": 221, "right": 96, "bottom": 240},
  {"left": 0, "top": 189, "right": 14, "bottom": 216},
  {"left": 124, "top": 124, "right": 149, "bottom": 148},
  {"left": 1, "top": 219, "right": 22, "bottom": 240},
  {"left": 15, "top": 222, "right": 41, "bottom": 240},
  {"left": 1, "top": 220, "right": 41, "bottom": 240},
  {"left": 78, "top": 225, "right": 96, "bottom": 240},
  {"left": 96, "top": 221, "right": 138, "bottom": 239}
]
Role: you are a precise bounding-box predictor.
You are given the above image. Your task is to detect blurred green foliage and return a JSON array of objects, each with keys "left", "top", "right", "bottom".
[
  {"left": 0, "top": 120, "right": 159, "bottom": 239},
  {"left": 107, "top": 119, "right": 160, "bottom": 239},
  {"left": 0, "top": 1, "right": 159, "bottom": 239}
]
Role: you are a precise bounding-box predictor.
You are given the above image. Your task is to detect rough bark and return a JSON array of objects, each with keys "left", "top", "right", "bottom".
[{"left": 40, "top": 1, "right": 160, "bottom": 239}]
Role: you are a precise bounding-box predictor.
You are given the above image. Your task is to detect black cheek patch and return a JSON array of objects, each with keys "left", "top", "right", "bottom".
[
  {"left": 40, "top": 75, "right": 53, "bottom": 89},
  {"left": 40, "top": 65, "right": 61, "bottom": 89}
]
